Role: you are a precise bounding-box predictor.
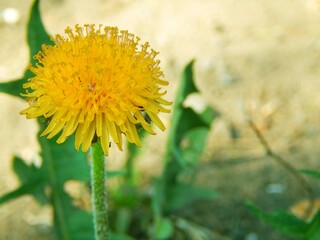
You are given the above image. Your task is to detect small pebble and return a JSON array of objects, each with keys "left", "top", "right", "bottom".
[
  {"left": 2, "top": 8, "right": 20, "bottom": 24},
  {"left": 246, "top": 232, "right": 258, "bottom": 240},
  {"left": 266, "top": 183, "right": 285, "bottom": 194}
]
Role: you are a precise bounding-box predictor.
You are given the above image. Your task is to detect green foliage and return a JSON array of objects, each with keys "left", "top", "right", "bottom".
[
  {"left": 300, "top": 169, "right": 320, "bottom": 179},
  {"left": 4, "top": 1, "right": 319, "bottom": 239},
  {"left": 166, "top": 183, "right": 218, "bottom": 211},
  {"left": 246, "top": 168, "right": 320, "bottom": 240},
  {"left": 110, "top": 61, "right": 218, "bottom": 239},
  {"left": 0, "top": 157, "right": 47, "bottom": 205},
  {"left": 26, "top": 0, "right": 52, "bottom": 64},
  {"left": 165, "top": 60, "right": 218, "bottom": 168},
  {"left": 0, "top": 1, "right": 94, "bottom": 239},
  {"left": 156, "top": 60, "right": 218, "bottom": 212},
  {"left": 154, "top": 218, "right": 174, "bottom": 240},
  {"left": 246, "top": 201, "right": 320, "bottom": 240},
  {"left": 124, "top": 129, "right": 147, "bottom": 184},
  {"left": 0, "top": 0, "right": 218, "bottom": 239},
  {"left": 1, "top": 1, "right": 94, "bottom": 239}
]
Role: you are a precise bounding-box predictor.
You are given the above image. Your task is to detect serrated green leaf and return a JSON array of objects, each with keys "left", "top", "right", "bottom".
[
  {"left": 181, "top": 128, "right": 209, "bottom": 166},
  {"left": 23, "top": 0, "right": 53, "bottom": 87},
  {"left": 166, "top": 61, "right": 216, "bottom": 168},
  {"left": 50, "top": 188, "right": 93, "bottom": 240},
  {"left": 39, "top": 122, "right": 92, "bottom": 240},
  {"left": 167, "top": 183, "right": 218, "bottom": 210},
  {"left": 174, "top": 60, "right": 198, "bottom": 107},
  {"left": 0, "top": 78, "right": 25, "bottom": 98},
  {"left": 179, "top": 107, "right": 218, "bottom": 166},
  {"left": 13, "top": 157, "right": 44, "bottom": 183},
  {"left": 246, "top": 201, "right": 308, "bottom": 238},
  {"left": 27, "top": 0, "right": 52, "bottom": 65},
  {"left": 15, "top": 1, "right": 93, "bottom": 239},
  {"left": 45, "top": 133, "right": 90, "bottom": 184},
  {"left": 176, "top": 107, "right": 208, "bottom": 141},
  {"left": 161, "top": 61, "right": 217, "bottom": 181},
  {"left": 12, "top": 157, "right": 48, "bottom": 204},
  {"left": 166, "top": 61, "right": 218, "bottom": 168},
  {"left": 153, "top": 61, "right": 218, "bottom": 222},
  {"left": 0, "top": 180, "right": 46, "bottom": 205},
  {"left": 166, "top": 61, "right": 200, "bottom": 155},
  {"left": 247, "top": 201, "right": 320, "bottom": 239}
]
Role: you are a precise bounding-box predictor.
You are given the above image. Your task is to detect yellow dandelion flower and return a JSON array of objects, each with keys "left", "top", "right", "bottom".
[{"left": 20, "top": 24, "right": 171, "bottom": 155}]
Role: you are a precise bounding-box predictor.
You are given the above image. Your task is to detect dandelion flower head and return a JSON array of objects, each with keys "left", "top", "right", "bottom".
[{"left": 20, "top": 24, "right": 171, "bottom": 155}]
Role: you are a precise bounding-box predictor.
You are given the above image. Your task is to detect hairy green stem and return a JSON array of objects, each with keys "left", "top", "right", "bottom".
[{"left": 91, "top": 140, "right": 108, "bottom": 240}]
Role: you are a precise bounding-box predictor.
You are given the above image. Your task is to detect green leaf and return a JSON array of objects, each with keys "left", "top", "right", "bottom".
[
  {"left": 13, "top": 157, "right": 43, "bottom": 183},
  {"left": 306, "top": 211, "right": 320, "bottom": 240},
  {"left": 107, "top": 170, "right": 128, "bottom": 178},
  {"left": 124, "top": 129, "right": 147, "bottom": 184},
  {"left": 174, "top": 60, "right": 198, "bottom": 107},
  {"left": 66, "top": 209, "right": 94, "bottom": 240},
  {"left": 160, "top": 60, "right": 217, "bottom": 190},
  {"left": 0, "top": 180, "right": 45, "bottom": 205},
  {"left": 154, "top": 218, "right": 173, "bottom": 240},
  {"left": 45, "top": 133, "right": 90, "bottom": 184},
  {"left": 247, "top": 201, "right": 320, "bottom": 239},
  {"left": 4, "top": 2, "right": 94, "bottom": 239},
  {"left": 165, "top": 60, "right": 217, "bottom": 168},
  {"left": 246, "top": 201, "right": 311, "bottom": 239},
  {"left": 153, "top": 61, "right": 218, "bottom": 222},
  {"left": 0, "top": 78, "right": 25, "bottom": 98},
  {"left": 0, "top": 156, "right": 47, "bottom": 205},
  {"left": 166, "top": 61, "right": 201, "bottom": 156},
  {"left": 13, "top": 157, "right": 48, "bottom": 204},
  {"left": 24, "top": 0, "right": 53, "bottom": 83},
  {"left": 112, "top": 183, "right": 139, "bottom": 208},
  {"left": 300, "top": 169, "right": 320, "bottom": 179},
  {"left": 166, "top": 183, "right": 219, "bottom": 210},
  {"left": 180, "top": 107, "right": 218, "bottom": 166},
  {"left": 176, "top": 107, "right": 208, "bottom": 143},
  {"left": 152, "top": 177, "right": 166, "bottom": 218},
  {"left": 18, "top": 3, "right": 92, "bottom": 236},
  {"left": 114, "top": 208, "right": 131, "bottom": 234},
  {"left": 181, "top": 128, "right": 209, "bottom": 166},
  {"left": 27, "top": 0, "right": 52, "bottom": 65},
  {"left": 109, "top": 232, "right": 135, "bottom": 240},
  {"left": 38, "top": 123, "right": 93, "bottom": 240}
]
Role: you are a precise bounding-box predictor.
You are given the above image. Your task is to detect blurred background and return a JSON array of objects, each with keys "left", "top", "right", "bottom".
[{"left": 1, "top": 0, "right": 320, "bottom": 239}]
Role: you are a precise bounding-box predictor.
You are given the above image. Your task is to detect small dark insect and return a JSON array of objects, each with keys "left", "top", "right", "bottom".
[
  {"left": 142, "top": 111, "right": 151, "bottom": 124},
  {"left": 92, "top": 134, "right": 111, "bottom": 147}
]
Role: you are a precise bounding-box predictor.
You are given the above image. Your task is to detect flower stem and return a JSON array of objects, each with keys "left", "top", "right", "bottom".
[{"left": 91, "top": 140, "right": 108, "bottom": 240}]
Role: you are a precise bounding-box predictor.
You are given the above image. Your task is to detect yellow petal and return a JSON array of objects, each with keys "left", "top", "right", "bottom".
[
  {"left": 100, "top": 114, "right": 110, "bottom": 155},
  {"left": 82, "top": 120, "right": 96, "bottom": 152},
  {"left": 47, "top": 120, "right": 66, "bottom": 139},
  {"left": 95, "top": 113, "right": 102, "bottom": 137}
]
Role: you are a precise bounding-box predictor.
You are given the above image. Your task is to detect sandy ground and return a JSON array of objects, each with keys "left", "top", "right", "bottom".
[{"left": 1, "top": 0, "right": 320, "bottom": 239}]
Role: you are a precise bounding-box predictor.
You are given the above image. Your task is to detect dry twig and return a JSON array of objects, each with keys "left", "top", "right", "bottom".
[{"left": 247, "top": 118, "right": 315, "bottom": 219}]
